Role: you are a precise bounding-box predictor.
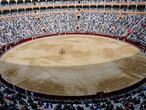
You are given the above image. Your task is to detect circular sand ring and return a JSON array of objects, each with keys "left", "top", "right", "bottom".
[{"left": 0, "top": 34, "right": 146, "bottom": 96}]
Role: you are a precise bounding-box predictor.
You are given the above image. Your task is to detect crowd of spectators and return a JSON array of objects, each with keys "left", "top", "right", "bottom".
[
  {"left": 0, "top": 11, "right": 145, "bottom": 45},
  {"left": 0, "top": 81, "right": 145, "bottom": 110},
  {"left": 127, "top": 17, "right": 146, "bottom": 45}
]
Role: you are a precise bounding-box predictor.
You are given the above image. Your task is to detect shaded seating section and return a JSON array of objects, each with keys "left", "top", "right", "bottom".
[{"left": 0, "top": 79, "right": 145, "bottom": 110}]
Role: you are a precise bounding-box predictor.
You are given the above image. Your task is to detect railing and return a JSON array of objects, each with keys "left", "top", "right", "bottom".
[{"left": 0, "top": 9, "right": 146, "bottom": 20}]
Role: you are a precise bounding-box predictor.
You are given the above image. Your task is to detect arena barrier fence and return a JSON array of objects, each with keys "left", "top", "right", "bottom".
[{"left": 0, "top": 32, "right": 145, "bottom": 101}]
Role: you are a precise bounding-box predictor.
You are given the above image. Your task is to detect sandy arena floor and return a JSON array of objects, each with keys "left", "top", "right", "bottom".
[{"left": 0, "top": 35, "right": 146, "bottom": 96}]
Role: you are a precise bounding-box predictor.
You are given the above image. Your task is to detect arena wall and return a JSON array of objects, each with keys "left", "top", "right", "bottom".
[{"left": 0, "top": 32, "right": 145, "bottom": 100}]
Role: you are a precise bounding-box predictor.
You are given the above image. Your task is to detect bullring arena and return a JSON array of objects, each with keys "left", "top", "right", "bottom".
[
  {"left": 0, "top": 0, "right": 146, "bottom": 109},
  {"left": 0, "top": 34, "right": 146, "bottom": 96}
]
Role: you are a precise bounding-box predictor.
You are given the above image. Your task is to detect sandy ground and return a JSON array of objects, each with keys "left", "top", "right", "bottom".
[{"left": 0, "top": 35, "right": 146, "bottom": 96}]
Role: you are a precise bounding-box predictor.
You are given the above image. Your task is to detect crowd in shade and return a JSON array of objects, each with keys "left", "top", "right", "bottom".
[
  {"left": 0, "top": 0, "right": 145, "bottom": 7},
  {"left": 0, "top": 11, "right": 146, "bottom": 45},
  {"left": 0, "top": 82, "right": 145, "bottom": 110}
]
